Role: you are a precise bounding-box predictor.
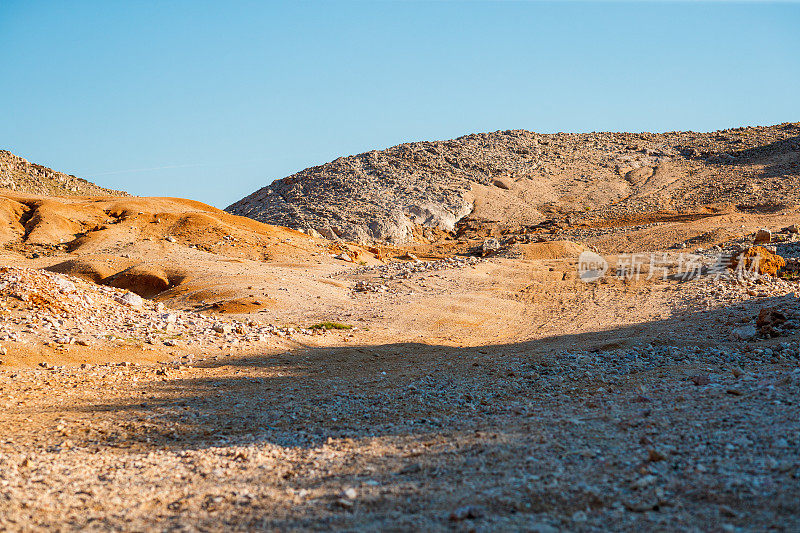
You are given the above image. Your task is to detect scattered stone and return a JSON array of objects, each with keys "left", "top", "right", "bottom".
[
  {"left": 353, "top": 280, "right": 391, "bottom": 293},
  {"left": 757, "top": 308, "right": 787, "bottom": 337},
  {"left": 480, "top": 238, "right": 501, "bottom": 257},
  {"left": 754, "top": 229, "right": 772, "bottom": 245},
  {"left": 732, "top": 325, "right": 757, "bottom": 341},
  {"left": 116, "top": 292, "right": 144, "bottom": 307},
  {"left": 213, "top": 323, "right": 233, "bottom": 335},
  {"left": 398, "top": 463, "right": 422, "bottom": 474},
  {"left": 647, "top": 449, "right": 667, "bottom": 462},
  {"left": 226, "top": 125, "right": 800, "bottom": 244},
  {"left": 335, "top": 498, "right": 354, "bottom": 509},
  {"left": 0, "top": 149, "right": 127, "bottom": 197},
  {"left": 0, "top": 267, "right": 293, "bottom": 361}
]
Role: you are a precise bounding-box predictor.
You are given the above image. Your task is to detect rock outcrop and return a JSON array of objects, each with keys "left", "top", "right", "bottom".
[
  {"left": 0, "top": 150, "right": 126, "bottom": 197},
  {"left": 228, "top": 123, "right": 800, "bottom": 243}
]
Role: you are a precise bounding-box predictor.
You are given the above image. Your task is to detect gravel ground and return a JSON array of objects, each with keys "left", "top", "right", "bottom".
[
  {"left": 1, "top": 251, "right": 800, "bottom": 531},
  {"left": 1, "top": 274, "right": 799, "bottom": 531}
]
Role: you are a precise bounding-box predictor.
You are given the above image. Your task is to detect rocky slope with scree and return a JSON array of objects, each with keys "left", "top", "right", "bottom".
[
  {"left": 0, "top": 150, "right": 127, "bottom": 197},
  {"left": 0, "top": 266, "right": 338, "bottom": 366},
  {"left": 227, "top": 123, "right": 800, "bottom": 244}
]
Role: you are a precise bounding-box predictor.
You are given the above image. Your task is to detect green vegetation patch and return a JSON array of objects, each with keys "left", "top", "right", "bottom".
[{"left": 309, "top": 321, "right": 353, "bottom": 330}]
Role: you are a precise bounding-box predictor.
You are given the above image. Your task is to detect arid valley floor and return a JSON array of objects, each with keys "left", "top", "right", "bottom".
[{"left": 1, "top": 125, "right": 799, "bottom": 531}]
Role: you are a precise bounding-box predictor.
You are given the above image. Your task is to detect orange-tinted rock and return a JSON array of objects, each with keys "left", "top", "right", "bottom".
[{"left": 730, "top": 246, "right": 786, "bottom": 276}]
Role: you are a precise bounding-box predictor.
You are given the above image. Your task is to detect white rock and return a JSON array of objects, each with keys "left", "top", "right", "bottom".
[
  {"left": 732, "top": 325, "right": 757, "bottom": 341},
  {"left": 213, "top": 323, "right": 233, "bottom": 334},
  {"left": 116, "top": 292, "right": 144, "bottom": 307},
  {"left": 481, "top": 238, "right": 501, "bottom": 256},
  {"left": 53, "top": 278, "right": 76, "bottom": 293}
]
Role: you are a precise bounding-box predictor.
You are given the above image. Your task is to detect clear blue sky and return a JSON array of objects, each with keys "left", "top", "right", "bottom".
[{"left": 2, "top": 1, "right": 798, "bottom": 208}]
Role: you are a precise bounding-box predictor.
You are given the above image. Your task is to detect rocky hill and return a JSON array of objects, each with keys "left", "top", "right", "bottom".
[
  {"left": 227, "top": 123, "right": 800, "bottom": 243},
  {"left": 0, "top": 150, "right": 127, "bottom": 197}
]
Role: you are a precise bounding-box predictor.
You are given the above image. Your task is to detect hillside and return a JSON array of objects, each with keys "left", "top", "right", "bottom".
[
  {"left": 227, "top": 123, "right": 800, "bottom": 244},
  {"left": 0, "top": 150, "right": 127, "bottom": 197},
  {"left": 4, "top": 140, "right": 800, "bottom": 530}
]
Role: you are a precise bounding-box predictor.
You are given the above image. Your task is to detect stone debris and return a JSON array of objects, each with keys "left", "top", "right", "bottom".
[
  {"left": 480, "top": 238, "right": 501, "bottom": 257},
  {"left": 212, "top": 323, "right": 233, "bottom": 335},
  {"left": 450, "top": 505, "right": 485, "bottom": 521},
  {"left": 689, "top": 270, "right": 796, "bottom": 307},
  {"left": 333, "top": 253, "right": 353, "bottom": 262},
  {"left": 1, "top": 327, "right": 798, "bottom": 530},
  {"left": 351, "top": 256, "right": 483, "bottom": 279},
  {"left": 116, "top": 291, "right": 144, "bottom": 307},
  {"left": 0, "top": 267, "right": 322, "bottom": 356},
  {"left": 352, "top": 280, "right": 391, "bottom": 294},
  {"left": 346, "top": 256, "right": 484, "bottom": 296},
  {"left": 732, "top": 325, "right": 757, "bottom": 341},
  {"left": 0, "top": 149, "right": 127, "bottom": 197},
  {"left": 2, "top": 127, "right": 800, "bottom": 530}
]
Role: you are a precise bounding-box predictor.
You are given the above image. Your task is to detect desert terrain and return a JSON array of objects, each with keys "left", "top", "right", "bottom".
[{"left": 1, "top": 125, "right": 800, "bottom": 531}]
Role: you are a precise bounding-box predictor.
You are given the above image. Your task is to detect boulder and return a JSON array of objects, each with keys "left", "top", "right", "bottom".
[
  {"left": 732, "top": 325, "right": 757, "bottom": 341},
  {"left": 729, "top": 246, "right": 785, "bottom": 276},
  {"left": 757, "top": 308, "right": 787, "bottom": 337},
  {"left": 754, "top": 229, "right": 771, "bottom": 245},
  {"left": 481, "top": 238, "right": 501, "bottom": 257}
]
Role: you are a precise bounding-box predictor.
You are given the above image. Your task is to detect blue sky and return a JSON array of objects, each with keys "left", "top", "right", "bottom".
[{"left": 2, "top": 1, "right": 798, "bottom": 208}]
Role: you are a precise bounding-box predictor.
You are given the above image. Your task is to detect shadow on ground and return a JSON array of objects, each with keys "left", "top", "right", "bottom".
[
  {"left": 61, "top": 291, "right": 799, "bottom": 451},
  {"left": 13, "top": 290, "right": 800, "bottom": 530}
]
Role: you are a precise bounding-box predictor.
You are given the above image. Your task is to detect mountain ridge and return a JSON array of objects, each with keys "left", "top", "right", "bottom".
[{"left": 226, "top": 122, "right": 800, "bottom": 243}]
